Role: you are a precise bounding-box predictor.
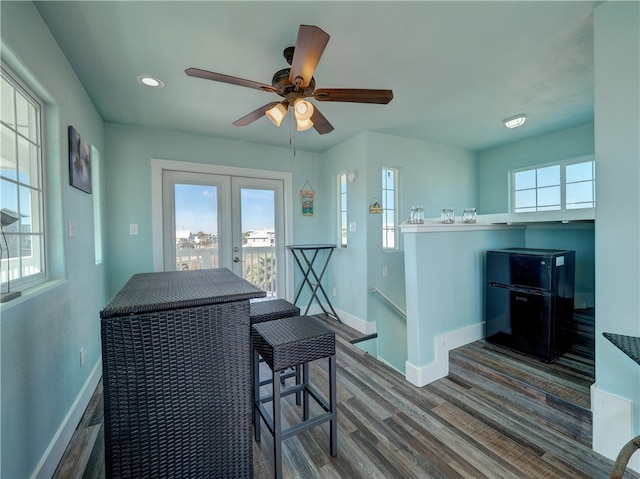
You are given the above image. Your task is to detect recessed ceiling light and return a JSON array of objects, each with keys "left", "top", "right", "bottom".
[
  {"left": 503, "top": 114, "right": 526, "bottom": 129},
  {"left": 137, "top": 75, "right": 164, "bottom": 88}
]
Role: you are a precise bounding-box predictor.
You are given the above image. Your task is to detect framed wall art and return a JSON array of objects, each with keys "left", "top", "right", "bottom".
[
  {"left": 300, "top": 180, "right": 315, "bottom": 217},
  {"left": 68, "top": 125, "right": 92, "bottom": 194}
]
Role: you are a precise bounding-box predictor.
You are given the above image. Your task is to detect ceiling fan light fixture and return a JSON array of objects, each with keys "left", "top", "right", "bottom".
[
  {"left": 265, "top": 103, "right": 288, "bottom": 127},
  {"left": 293, "top": 98, "right": 314, "bottom": 121},
  {"left": 296, "top": 118, "right": 314, "bottom": 132},
  {"left": 503, "top": 114, "right": 526, "bottom": 129}
]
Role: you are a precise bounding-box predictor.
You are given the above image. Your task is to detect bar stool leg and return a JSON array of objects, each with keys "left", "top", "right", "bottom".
[
  {"left": 302, "top": 362, "right": 310, "bottom": 421},
  {"left": 329, "top": 354, "right": 337, "bottom": 456},
  {"left": 273, "top": 369, "right": 283, "bottom": 479},
  {"left": 295, "top": 364, "right": 302, "bottom": 406},
  {"left": 253, "top": 348, "right": 261, "bottom": 442}
]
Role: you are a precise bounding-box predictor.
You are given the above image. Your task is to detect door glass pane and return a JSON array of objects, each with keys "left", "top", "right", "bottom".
[
  {"left": 240, "top": 188, "right": 276, "bottom": 296},
  {"left": 174, "top": 184, "right": 219, "bottom": 271}
]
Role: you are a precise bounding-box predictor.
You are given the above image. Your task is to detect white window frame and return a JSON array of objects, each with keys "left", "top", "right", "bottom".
[
  {"left": 510, "top": 155, "right": 595, "bottom": 213},
  {"left": 382, "top": 167, "right": 398, "bottom": 250},
  {"left": 1, "top": 65, "right": 46, "bottom": 293},
  {"left": 337, "top": 172, "right": 347, "bottom": 248}
]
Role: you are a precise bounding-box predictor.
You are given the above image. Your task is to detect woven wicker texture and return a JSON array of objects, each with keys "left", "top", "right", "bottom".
[
  {"left": 603, "top": 332, "right": 640, "bottom": 366},
  {"left": 101, "top": 268, "right": 265, "bottom": 319},
  {"left": 252, "top": 316, "right": 335, "bottom": 372},
  {"left": 100, "top": 270, "right": 262, "bottom": 478},
  {"left": 250, "top": 298, "right": 300, "bottom": 324}
]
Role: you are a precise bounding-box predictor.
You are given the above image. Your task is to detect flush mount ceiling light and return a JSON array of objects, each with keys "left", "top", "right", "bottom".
[
  {"left": 137, "top": 75, "right": 164, "bottom": 88},
  {"left": 503, "top": 114, "right": 526, "bottom": 129}
]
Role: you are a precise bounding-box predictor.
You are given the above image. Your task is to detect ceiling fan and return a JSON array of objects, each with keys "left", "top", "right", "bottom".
[{"left": 185, "top": 25, "right": 393, "bottom": 135}]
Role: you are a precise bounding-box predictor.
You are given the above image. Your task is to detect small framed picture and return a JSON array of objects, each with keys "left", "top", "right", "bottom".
[{"left": 68, "top": 126, "right": 92, "bottom": 194}]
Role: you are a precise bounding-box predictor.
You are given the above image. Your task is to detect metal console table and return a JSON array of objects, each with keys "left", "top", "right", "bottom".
[
  {"left": 287, "top": 244, "right": 340, "bottom": 321},
  {"left": 100, "top": 268, "right": 264, "bottom": 478}
]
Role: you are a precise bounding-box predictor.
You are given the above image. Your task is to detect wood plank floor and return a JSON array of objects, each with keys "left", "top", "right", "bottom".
[{"left": 54, "top": 314, "right": 639, "bottom": 479}]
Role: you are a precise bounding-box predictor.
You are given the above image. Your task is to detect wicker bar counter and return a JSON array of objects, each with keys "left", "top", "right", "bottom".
[{"left": 100, "top": 269, "right": 265, "bottom": 478}]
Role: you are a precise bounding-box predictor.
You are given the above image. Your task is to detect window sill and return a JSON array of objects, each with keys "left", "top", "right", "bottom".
[{"left": 0, "top": 278, "right": 67, "bottom": 311}]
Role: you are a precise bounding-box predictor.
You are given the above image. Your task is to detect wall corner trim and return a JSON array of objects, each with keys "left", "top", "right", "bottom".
[{"left": 405, "top": 322, "right": 484, "bottom": 387}]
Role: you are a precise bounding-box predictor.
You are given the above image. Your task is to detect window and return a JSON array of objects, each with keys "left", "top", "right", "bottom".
[
  {"left": 382, "top": 167, "right": 398, "bottom": 249},
  {"left": 337, "top": 172, "right": 347, "bottom": 248},
  {"left": 511, "top": 157, "right": 595, "bottom": 213},
  {"left": 1, "top": 66, "right": 46, "bottom": 292}
]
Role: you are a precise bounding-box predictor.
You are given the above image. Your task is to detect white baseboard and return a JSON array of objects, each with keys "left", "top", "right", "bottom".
[
  {"left": 306, "top": 304, "right": 375, "bottom": 335},
  {"left": 591, "top": 385, "right": 639, "bottom": 473},
  {"left": 405, "top": 322, "right": 484, "bottom": 387},
  {"left": 33, "top": 359, "right": 102, "bottom": 479}
]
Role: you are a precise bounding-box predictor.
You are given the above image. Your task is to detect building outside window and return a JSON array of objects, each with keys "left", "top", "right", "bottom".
[
  {"left": 511, "top": 157, "right": 595, "bottom": 213},
  {"left": 382, "top": 167, "right": 398, "bottom": 249},
  {"left": 1, "top": 66, "right": 46, "bottom": 293},
  {"left": 337, "top": 172, "right": 347, "bottom": 248}
]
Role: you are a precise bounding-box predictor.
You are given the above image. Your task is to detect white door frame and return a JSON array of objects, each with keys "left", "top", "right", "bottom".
[{"left": 151, "top": 158, "right": 294, "bottom": 300}]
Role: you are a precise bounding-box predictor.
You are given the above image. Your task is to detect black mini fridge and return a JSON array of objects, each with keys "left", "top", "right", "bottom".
[{"left": 485, "top": 248, "right": 575, "bottom": 362}]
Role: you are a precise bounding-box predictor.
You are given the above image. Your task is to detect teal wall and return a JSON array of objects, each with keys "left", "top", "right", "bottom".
[
  {"left": 104, "top": 123, "right": 326, "bottom": 297},
  {"left": 404, "top": 227, "right": 525, "bottom": 367},
  {"left": 478, "top": 122, "right": 594, "bottom": 214},
  {"left": 323, "top": 131, "right": 477, "bottom": 372},
  {"left": 322, "top": 134, "right": 368, "bottom": 320},
  {"left": 594, "top": 0, "right": 640, "bottom": 435},
  {"left": 1, "top": 3, "right": 107, "bottom": 478},
  {"left": 3, "top": 1, "right": 636, "bottom": 477},
  {"left": 525, "top": 224, "right": 595, "bottom": 306}
]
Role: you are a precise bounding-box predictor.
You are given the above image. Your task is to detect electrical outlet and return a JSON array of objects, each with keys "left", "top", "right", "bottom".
[
  {"left": 382, "top": 266, "right": 388, "bottom": 277},
  {"left": 332, "top": 287, "right": 337, "bottom": 297},
  {"left": 129, "top": 224, "right": 139, "bottom": 235},
  {"left": 349, "top": 222, "right": 356, "bottom": 232}
]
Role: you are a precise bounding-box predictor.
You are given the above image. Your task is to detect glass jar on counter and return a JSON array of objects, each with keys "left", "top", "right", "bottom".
[
  {"left": 441, "top": 207, "right": 455, "bottom": 224},
  {"left": 462, "top": 208, "right": 477, "bottom": 223}
]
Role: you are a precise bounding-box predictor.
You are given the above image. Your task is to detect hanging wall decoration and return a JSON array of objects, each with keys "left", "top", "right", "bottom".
[
  {"left": 369, "top": 197, "right": 383, "bottom": 214},
  {"left": 300, "top": 180, "right": 315, "bottom": 217},
  {"left": 68, "top": 126, "right": 92, "bottom": 194}
]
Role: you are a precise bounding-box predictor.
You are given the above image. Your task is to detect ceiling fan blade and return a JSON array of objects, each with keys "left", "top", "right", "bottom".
[
  {"left": 310, "top": 107, "right": 334, "bottom": 135},
  {"left": 232, "top": 101, "right": 280, "bottom": 126},
  {"left": 289, "top": 25, "right": 330, "bottom": 88},
  {"left": 314, "top": 88, "right": 394, "bottom": 104},
  {"left": 186, "top": 68, "right": 277, "bottom": 93}
]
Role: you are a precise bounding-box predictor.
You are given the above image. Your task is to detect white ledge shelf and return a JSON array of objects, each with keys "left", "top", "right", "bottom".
[{"left": 401, "top": 208, "right": 595, "bottom": 233}]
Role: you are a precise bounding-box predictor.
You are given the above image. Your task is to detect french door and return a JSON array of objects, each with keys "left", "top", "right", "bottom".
[{"left": 162, "top": 170, "right": 285, "bottom": 296}]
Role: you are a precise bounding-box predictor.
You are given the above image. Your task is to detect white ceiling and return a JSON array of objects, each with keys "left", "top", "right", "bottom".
[{"left": 34, "top": 1, "right": 598, "bottom": 153}]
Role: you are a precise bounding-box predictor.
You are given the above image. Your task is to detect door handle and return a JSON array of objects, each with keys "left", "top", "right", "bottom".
[
  {"left": 233, "top": 257, "right": 241, "bottom": 263},
  {"left": 233, "top": 246, "right": 240, "bottom": 253}
]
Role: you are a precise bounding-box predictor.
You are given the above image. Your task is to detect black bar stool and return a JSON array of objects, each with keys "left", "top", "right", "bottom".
[
  {"left": 249, "top": 298, "right": 300, "bottom": 324},
  {"left": 250, "top": 298, "right": 302, "bottom": 399},
  {"left": 252, "top": 315, "right": 338, "bottom": 479}
]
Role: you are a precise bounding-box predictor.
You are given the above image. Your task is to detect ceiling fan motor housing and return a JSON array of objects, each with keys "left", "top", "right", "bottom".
[{"left": 272, "top": 68, "right": 315, "bottom": 97}]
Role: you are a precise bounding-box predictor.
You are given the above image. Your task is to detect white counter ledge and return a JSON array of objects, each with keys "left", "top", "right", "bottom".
[{"left": 400, "top": 208, "right": 595, "bottom": 233}]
